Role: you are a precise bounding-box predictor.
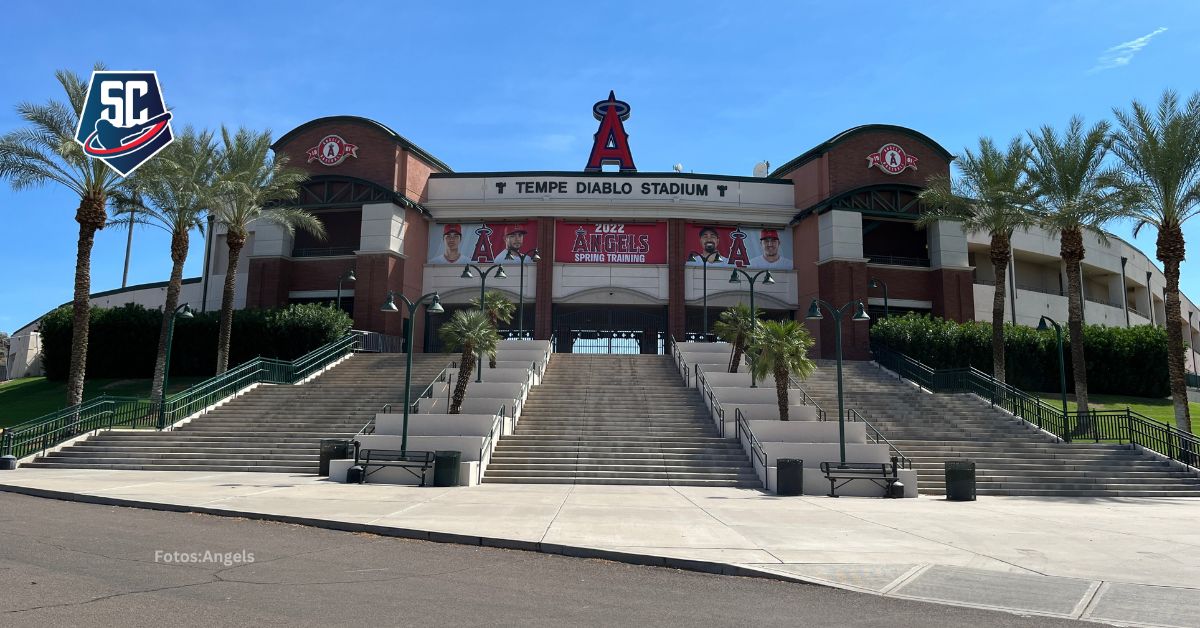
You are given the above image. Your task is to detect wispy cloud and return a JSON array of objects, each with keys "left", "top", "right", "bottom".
[{"left": 1089, "top": 27, "right": 1168, "bottom": 73}]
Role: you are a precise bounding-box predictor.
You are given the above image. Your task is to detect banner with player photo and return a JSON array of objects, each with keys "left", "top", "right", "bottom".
[
  {"left": 683, "top": 223, "right": 793, "bottom": 270},
  {"left": 427, "top": 221, "right": 539, "bottom": 265},
  {"left": 555, "top": 221, "right": 668, "bottom": 264}
]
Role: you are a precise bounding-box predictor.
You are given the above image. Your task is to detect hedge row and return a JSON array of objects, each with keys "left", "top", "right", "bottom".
[
  {"left": 870, "top": 314, "right": 1171, "bottom": 398},
  {"left": 40, "top": 303, "right": 353, "bottom": 381}
]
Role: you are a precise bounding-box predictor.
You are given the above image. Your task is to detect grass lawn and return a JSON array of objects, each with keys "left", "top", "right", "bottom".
[
  {"left": 1034, "top": 391, "right": 1200, "bottom": 428},
  {"left": 0, "top": 376, "right": 205, "bottom": 428}
]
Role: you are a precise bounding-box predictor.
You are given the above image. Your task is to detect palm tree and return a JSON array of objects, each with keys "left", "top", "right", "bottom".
[
  {"left": 471, "top": 290, "right": 515, "bottom": 368},
  {"left": 110, "top": 127, "right": 217, "bottom": 401},
  {"left": 0, "top": 66, "right": 123, "bottom": 407},
  {"left": 748, "top": 320, "right": 816, "bottom": 421},
  {"left": 919, "top": 136, "right": 1038, "bottom": 383},
  {"left": 1026, "top": 117, "right": 1124, "bottom": 422},
  {"left": 1112, "top": 90, "right": 1200, "bottom": 434},
  {"left": 211, "top": 126, "right": 322, "bottom": 373},
  {"left": 439, "top": 309, "right": 500, "bottom": 414},
  {"left": 713, "top": 303, "right": 759, "bottom": 374}
]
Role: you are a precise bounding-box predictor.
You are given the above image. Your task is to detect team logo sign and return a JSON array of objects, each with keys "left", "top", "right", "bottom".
[
  {"left": 584, "top": 91, "right": 636, "bottom": 172},
  {"left": 73, "top": 71, "right": 174, "bottom": 176},
  {"left": 307, "top": 134, "right": 359, "bottom": 166},
  {"left": 867, "top": 143, "right": 918, "bottom": 175}
]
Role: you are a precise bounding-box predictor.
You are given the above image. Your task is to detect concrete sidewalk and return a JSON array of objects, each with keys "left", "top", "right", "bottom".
[{"left": 3, "top": 469, "right": 1199, "bottom": 627}]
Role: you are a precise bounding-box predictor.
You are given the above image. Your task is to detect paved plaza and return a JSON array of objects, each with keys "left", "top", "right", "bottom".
[{"left": 3, "top": 469, "right": 1200, "bottom": 626}]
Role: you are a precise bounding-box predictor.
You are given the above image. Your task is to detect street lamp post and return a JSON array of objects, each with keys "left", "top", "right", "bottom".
[
  {"left": 503, "top": 249, "right": 540, "bottom": 338},
  {"left": 1038, "top": 315, "right": 1069, "bottom": 438},
  {"left": 687, "top": 253, "right": 724, "bottom": 340},
  {"left": 728, "top": 268, "right": 776, "bottom": 387},
  {"left": 461, "top": 263, "right": 507, "bottom": 382},
  {"left": 380, "top": 290, "right": 444, "bottom": 452},
  {"left": 158, "top": 303, "right": 194, "bottom": 429},
  {"left": 869, "top": 277, "right": 889, "bottom": 319},
  {"left": 335, "top": 268, "right": 356, "bottom": 314},
  {"left": 805, "top": 298, "right": 870, "bottom": 465}
]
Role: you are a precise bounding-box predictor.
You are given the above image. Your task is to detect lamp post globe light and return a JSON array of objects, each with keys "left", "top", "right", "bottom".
[
  {"left": 461, "top": 263, "right": 507, "bottom": 382},
  {"left": 729, "top": 267, "right": 775, "bottom": 387},
  {"left": 335, "top": 268, "right": 356, "bottom": 314},
  {"left": 1037, "top": 314, "right": 1070, "bottom": 434},
  {"left": 869, "top": 277, "right": 889, "bottom": 319},
  {"left": 380, "top": 290, "right": 444, "bottom": 452},
  {"left": 158, "top": 303, "right": 194, "bottom": 429},
  {"left": 805, "top": 298, "right": 870, "bottom": 465},
  {"left": 686, "top": 252, "right": 723, "bottom": 340},
  {"left": 503, "top": 249, "right": 540, "bottom": 338}
]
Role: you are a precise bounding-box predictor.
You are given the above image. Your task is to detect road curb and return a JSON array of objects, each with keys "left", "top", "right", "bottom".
[{"left": 0, "top": 482, "right": 815, "bottom": 587}]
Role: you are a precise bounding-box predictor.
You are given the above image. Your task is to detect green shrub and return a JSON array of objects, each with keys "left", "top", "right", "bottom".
[
  {"left": 870, "top": 313, "right": 1170, "bottom": 397},
  {"left": 40, "top": 303, "right": 352, "bottom": 381}
]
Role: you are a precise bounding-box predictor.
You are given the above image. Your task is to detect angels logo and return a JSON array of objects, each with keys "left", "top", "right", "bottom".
[
  {"left": 307, "top": 135, "right": 359, "bottom": 166},
  {"left": 867, "top": 143, "right": 918, "bottom": 175},
  {"left": 74, "top": 71, "right": 174, "bottom": 176},
  {"left": 726, "top": 229, "right": 750, "bottom": 267},
  {"left": 470, "top": 226, "right": 497, "bottom": 262}
]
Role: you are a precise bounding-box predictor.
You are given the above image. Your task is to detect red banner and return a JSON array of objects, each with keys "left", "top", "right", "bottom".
[
  {"left": 428, "top": 221, "right": 539, "bottom": 264},
  {"left": 555, "top": 221, "right": 668, "bottom": 264}
]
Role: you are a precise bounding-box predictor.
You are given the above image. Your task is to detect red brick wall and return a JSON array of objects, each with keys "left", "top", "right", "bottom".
[
  {"left": 534, "top": 217, "right": 555, "bottom": 340},
  {"left": 353, "top": 253, "right": 406, "bottom": 336},
  {"left": 815, "top": 260, "right": 871, "bottom": 360},
  {"left": 668, "top": 218, "right": 687, "bottom": 340},
  {"left": 932, "top": 268, "right": 975, "bottom": 322},
  {"left": 825, "top": 130, "right": 951, "bottom": 198},
  {"left": 246, "top": 258, "right": 291, "bottom": 308},
  {"left": 794, "top": 215, "right": 822, "bottom": 355},
  {"left": 273, "top": 120, "right": 403, "bottom": 190}
]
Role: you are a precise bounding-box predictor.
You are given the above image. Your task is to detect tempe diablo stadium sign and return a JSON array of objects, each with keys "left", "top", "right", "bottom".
[{"left": 555, "top": 222, "right": 668, "bottom": 264}]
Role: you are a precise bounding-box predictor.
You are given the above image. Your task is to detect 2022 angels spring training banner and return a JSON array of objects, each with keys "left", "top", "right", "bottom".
[
  {"left": 427, "top": 221, "right": 539, "bottom": 264},
  {"left": 554, "top": 222, "right": 668, "bottom": 264},
  {"left": 683, "top": 224, "right": 793, "bottom": 270}
]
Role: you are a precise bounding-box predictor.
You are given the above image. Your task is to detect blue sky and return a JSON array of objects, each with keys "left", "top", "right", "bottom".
[{"left": 2, "top": 1, "right": 1198, "bottom": 333}]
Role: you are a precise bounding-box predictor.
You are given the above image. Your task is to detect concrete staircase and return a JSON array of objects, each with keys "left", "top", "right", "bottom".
[
  {"left": 23, "top": 353, "right": 455, "bottom": 474},
  {"left": 484, "top": 354, "right": 760, "bottom": 487},
  {"left": 798, "top": 360, "right": 1200, "bottom": 497}
]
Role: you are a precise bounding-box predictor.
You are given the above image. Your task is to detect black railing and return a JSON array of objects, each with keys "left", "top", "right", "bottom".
[
  {"left": 292, "top": 246, "right": 356, "bottom": 258},
  {"left": 734, "top": 408, "right": 767, "bottom": 489},
  {"left": 873, "top": 346, "right": 1200, "bottom": 469},
  {"left": 1187, "top": 372, "right": 1199, "bottom": 389},
  {"left": 695, "top": 365, "right": 726, "bottom": 437},
  {"left": 355, "top": 330, "right": 405, "bottom": 353},
  {"left": 867, "top": 255, "right": 930, "bottom": 267},
  {"left": 847, "top": 408, "right": 912, "bottom": 469},
  {"left": 1016, "top": 283, "right": 1064, "bottom": 297}
]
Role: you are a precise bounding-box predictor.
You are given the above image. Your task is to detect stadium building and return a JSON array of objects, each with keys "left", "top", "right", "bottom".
[{"left": 7, "top": 93, "right": 1200, "bottom": 375}]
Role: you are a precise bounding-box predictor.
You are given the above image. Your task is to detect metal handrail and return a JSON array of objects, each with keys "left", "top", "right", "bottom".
[
  {"left": 478, "top": 404, "right": 507, "bottom": 484},
  {"left": 408, "top": 362, "right": 457, "bottom": 414},
  {"left": 735, "top": 408, "right": 768, "bottom": 490},
  {"left": 695, "top": 365, "right": 727, "bottom": 437},
  {"left": 873, "top": 345, "right": 1200, "bottom": 470},
  {"left": 668, "top": 335, "right": 690, "bottom": 386},
  {"left": 787, "top": 376, "right": 829, "bottom": 421},
  {"left": 847, "top": 408, "right": 912, "bottom": 469},
  {"left": 2, "top": 333, "right": 362, "bottom": 459},
  {"left": 355, "top": 403, "right": 391, "bottom": 438}
]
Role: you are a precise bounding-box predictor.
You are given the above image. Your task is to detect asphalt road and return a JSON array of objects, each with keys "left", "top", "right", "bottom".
[{"left": 0, "top": 492, "right": 1094, "bottom": 628}]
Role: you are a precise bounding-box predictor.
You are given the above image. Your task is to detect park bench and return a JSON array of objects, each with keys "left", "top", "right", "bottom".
[
  {"left": 819, "top": 461, "right": 900, "bottom": 498},
  {"left": 352, "top": 443, "right": 435, "bottom": 486}
]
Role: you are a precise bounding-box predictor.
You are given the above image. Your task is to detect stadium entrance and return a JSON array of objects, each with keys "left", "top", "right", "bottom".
[{"left": 552, "top": 306, "right": 667, "bottom": 354}]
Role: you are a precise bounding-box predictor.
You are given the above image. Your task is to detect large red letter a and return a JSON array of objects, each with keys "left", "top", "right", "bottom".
[{"left": 584, "top": 91, "right": 636, "bottom": 172}]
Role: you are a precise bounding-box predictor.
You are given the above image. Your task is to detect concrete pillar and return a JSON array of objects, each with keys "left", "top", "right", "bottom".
[{"left": 534, "top": 217, "right": 555, "bottom": 341}]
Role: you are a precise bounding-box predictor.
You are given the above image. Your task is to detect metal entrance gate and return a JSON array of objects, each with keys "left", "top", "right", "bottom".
[{"left": 552, "top": 307, "right": 666, "bottom": 354}]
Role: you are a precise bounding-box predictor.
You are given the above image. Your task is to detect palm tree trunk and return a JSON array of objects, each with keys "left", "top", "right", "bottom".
[
  {"left": 1061, "top": 228, "right": 1090, "bottom": 437},
  {"left": 65, "top": 194, "right": 108, "bottom": 408},
  {"left": 450, "top": 344, "right": 476, "bottom": 414},
  {"left": 775, "top": 364, "right": 790, "bottom": 421},
  {"left": 215, "top": 234, "right": 245, "bottom": 374},
  {"left": 1158, "top": 227, "right": 1192, "bottom": 435},
  {"left": 151, "top": 230, "right": 189, "bottom": 402},
  {"left": 988, "top": 233, "right": 1012, "bottom": 384},
  {"left": 488, "top": 314, "right": 498, "bottom": 369},
  {"left": 729, "top": 333, "right": 743, "bottom": 374}
]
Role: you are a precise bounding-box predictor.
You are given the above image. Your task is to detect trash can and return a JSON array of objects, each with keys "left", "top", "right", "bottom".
[
  {"left": 0, "top": 455, "right": 17, "bottom": 471},
  {"left": 433, "top": 450, "right": 462, "bottom": 487},
  {"left": 346, "top": 465, "right": 365, "bottom": 484},
  {"left": 945, "top": 460, "right": 976, "bottom": 501},
  {"left": 319, "top": 439, "right": 354, "bottom": 477},
  {"left": 776, "top": 458, "right": 803, "bottom": 496}
]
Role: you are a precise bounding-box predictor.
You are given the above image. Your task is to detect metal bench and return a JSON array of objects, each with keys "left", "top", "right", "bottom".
[
  {"left": 352, "top": 443, "right": 435, "bottom": 486},
  {"left": 819, "top": 461, "right": 900, "bottom": 498}
]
